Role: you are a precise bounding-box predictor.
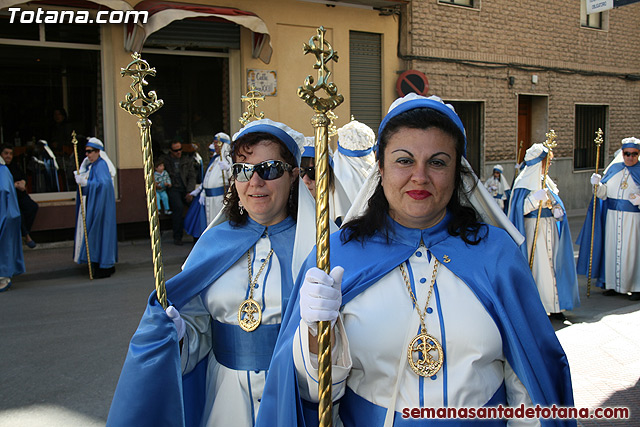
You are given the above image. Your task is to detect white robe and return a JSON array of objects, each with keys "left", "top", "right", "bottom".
[
  {"left": 202, "top": 157, "right": 229, "bottom": 226},
  {"left": 333, "top": 151, "right": 376, "bottom": 204},
  {"left": 293, "top": 248, "right": 538, "bottom": 426},
  {"left": 596, "top": 168, "right": 640, "bottom": 293},
  {"left": 484, "top": 175, "right": 510, "bottom": 210},
  {"left": 180, "top": 234, "right": 281, "bottom": 426}
]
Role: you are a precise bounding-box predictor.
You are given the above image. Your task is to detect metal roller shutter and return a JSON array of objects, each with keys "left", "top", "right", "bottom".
[
  {"left": 350, "top": 31, "right": 382, "bottom": 134},
  {"left": 145, "top": 20, "right": 240, "bottom": 50}
]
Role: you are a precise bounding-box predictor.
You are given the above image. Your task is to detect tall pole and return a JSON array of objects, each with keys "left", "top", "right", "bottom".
[
  {"left": 71, "top": 130, "right": 93, "bottom": 280},
  {"left": 587, "top": 128, "right": 604, "bottom": 297},
  {"left": 529, "top": 130, "right": 558, "bottom": 270},
  {"left": 120, "top": 53, "right": 167, "bottom": 309},
  {"left": 298, "top": 26, "right": 344, "bottom": 427}
]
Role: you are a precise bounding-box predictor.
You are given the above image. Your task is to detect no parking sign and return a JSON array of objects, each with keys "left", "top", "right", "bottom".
[{"left": 396, "top": 70, "right": 429, "bottom": 97}]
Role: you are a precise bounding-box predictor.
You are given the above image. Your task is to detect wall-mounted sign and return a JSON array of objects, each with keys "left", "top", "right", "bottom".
[
  {"left": 396, "top": 70, "right": 429, "bottom": 97},
  {"left": 587, "top": 0, "right": 613, "bottom": 13},
  {"left": 247, "top": 69, "right": 277, "bottom": 96}
]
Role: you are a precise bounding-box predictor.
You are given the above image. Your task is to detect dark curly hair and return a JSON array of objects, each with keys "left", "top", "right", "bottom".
[
  {"left": 223, "top": 132, "right": 299, "bottom": 225},
  {"left": 341, "top": 107, "right": 485, "bottom": 245}
]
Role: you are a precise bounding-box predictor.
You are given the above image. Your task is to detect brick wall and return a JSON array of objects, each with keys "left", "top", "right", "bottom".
[{"left": 404, "top": 0, "right": 640, "bottom": 210}]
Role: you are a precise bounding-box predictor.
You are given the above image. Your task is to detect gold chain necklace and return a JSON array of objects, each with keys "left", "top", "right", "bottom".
[
  {"left": 399, "top": 258, "right": 444, "bottom": 378},
  {"left": 621, "top": 170, "right": 630, "bottom": 190},
  {"left": 238, "top": 248, "right": 274, "bottom": 332}
]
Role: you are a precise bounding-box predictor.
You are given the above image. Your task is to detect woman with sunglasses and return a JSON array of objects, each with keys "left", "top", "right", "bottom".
[
  {"left": 577, "top": 137, "right": 640, "bottom": 301},
  {"left": 257, "top": 95, "right": 575, "bottom": 426},
  {"left": 108, "top": 119, "right": 309, "bottom": 427},
  {"left": 508, "top": 143, "right": 580, "bottom": 321},
  {"left": 72, "top": 137, "right": 117, "bottom": 279}
]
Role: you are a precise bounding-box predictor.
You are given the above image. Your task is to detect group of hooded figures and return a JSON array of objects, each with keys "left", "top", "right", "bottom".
[
  {"left": 484, "top": 134, "right": 640, "bottom": 314},
  {"left": 5, "top": 92, "right": 636, "bottom": 425},
  {"left": 102, "top": 93, "right": 607, "bottom": 427}
]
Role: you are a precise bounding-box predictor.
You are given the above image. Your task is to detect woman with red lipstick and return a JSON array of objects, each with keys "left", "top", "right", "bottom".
[
  {"left": 108, "top": 119, "right": 314, "bottom": 427},
  {"left": 257, "top": 95, "right": 575, "bottom": 427}
]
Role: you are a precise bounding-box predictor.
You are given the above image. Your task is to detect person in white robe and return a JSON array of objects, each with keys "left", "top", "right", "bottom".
[
  {"left": 484, "top": 164, "right": 510, "bottom": 210},
  {"left": 508, "top": 144, "right": 579, "bottom": 318},
  {"left": 107, "top": 119, "right": 313, "bottom": 427},
  {"left": 333, "top": 120, "right": 376, "bottom": 204},
  {"left": 190, "top": 132, "right": 232, "bottom": 226},
  {"left": 300, "top": 136, "right": 351, "bottom": 225},
  {"left": 576, "top": 137, "right": 640, "bottom": 300},
  {"left": 257, "top": 94, "right": 575, "bottom": 427}
]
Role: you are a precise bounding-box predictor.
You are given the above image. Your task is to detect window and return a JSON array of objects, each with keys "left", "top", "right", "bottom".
[
  {"left": 438, "top": 0, "right": 477, "bottom": 8},
  {"left": 580, "top": 0, "right": 608, "bottom": 30},
  {"left": 349, "top": 31, "right": 382, "bottom": 134},
  {"left": 574, "top": 105, "right": 607, "bottom": 170}
]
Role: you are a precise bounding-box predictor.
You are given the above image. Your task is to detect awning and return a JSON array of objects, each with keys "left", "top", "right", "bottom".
[
  {"left": 0, "top": 0, "right": 272, "bottom": 63},
  {"left": 125, "top": 0, "right": 272, "bottom": 63}
]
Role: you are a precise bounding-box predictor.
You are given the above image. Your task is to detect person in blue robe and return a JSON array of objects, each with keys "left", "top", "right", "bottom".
[
  {"left": 73, "top": 137, "right": 117, "bottom": 279},
  {"left": 576, "top": 137, "right": 640, "bottom": 300},
  {"left": 107, "top": 119, "right": 310, "bottom": 427},
  {"left": 0, "top": 155, "right": 25, "bottom": 292},
  {"left": 256, "top": 94, "right": 575, "bottom": 427},
  {"left": 508, "top": 143, "right": 579, "bottom": 319}
]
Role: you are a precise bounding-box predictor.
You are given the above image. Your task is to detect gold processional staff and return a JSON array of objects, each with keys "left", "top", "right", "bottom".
[
  {"left": 120, "top": 52, "right": 167, "bottom": 309},
  {"left": 587, "top": 128, "right": 604, "bottom": 297},
  {"left": 298, "top": 26, "right": 344, "bottom": 427},
  {"left": 529, "top": 130, "right": 557, "bottom": 270},
  {"left": 71, "top": 130, "right": 93, "bottom": 280}
]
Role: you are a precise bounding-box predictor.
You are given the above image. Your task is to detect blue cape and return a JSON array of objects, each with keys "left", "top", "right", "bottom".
[
  {"left": 256, "top": 215, "right": 575, "bottom": 427},
  {"left": 0, "top": 165, "right": 25, "bottom": 278},
  {"left": 184, "top": 199, "right": 207, "bottom": 238},
  {"left": 576, "top": 162, "right": 640, "bottom": 284},
  {"left": 74, "top": 157, "right": 118, "bottom": 269},
  {"left": 508, "top": 188, "right": 579, "bottom": 311},
  {"left": 107, "top": 216, "right": 297, "bottom": 427}
]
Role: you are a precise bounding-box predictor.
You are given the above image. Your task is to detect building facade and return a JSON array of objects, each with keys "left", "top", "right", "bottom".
[
  {"left": 0, "top": 0, "right": 403, "bottom": 237},
  {"left": 403, "top": 0, "right": 640, "bottom": 211}
]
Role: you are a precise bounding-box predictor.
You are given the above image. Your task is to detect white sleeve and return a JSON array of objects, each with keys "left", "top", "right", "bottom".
[
  {"left": 179, "top": 294, "right": 213, "bottom": 374},
  {"left": 523, "top": 191, "right": 540, "bottom": 216},
  {"left": 293, "top": 316, "right": 352, "bottom": 403},
  {"left": 504, "top": 361, "right": 541, "bottom": 427},
  {"left": 595, "top": 183, "right": 607, "bottom": 199}
]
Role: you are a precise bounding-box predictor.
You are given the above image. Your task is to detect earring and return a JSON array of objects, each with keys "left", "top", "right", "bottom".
[{"left": 239, "top": 200, "right": 244, "bottom": 215}]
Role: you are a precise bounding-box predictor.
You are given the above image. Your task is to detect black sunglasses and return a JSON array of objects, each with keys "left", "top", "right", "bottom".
[
  {"left": 85, "top": 149, "right": 97, "bottom": 154},
  {"left": 623, "top": 151, "right": 639, "bottom": 157},
  {"left": 299, "top": 166, "right": 315, "bottom": 181},
  {"left": 171, "top": 148, "right": 182, "bottom": 152},
  {"left": 232, "top": 160, "right": 293, "bottom": 182}
]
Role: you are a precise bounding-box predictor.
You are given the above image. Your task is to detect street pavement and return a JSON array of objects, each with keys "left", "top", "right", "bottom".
[{"left": 0, "top": 215, "right": 638, "bottom": 426}]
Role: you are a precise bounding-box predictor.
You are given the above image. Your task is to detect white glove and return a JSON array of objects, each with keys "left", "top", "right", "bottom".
[
  {"left": 219, "top": 159, "right": 230, "bottom": 171},
  {"left": 629, "top": 193, "right": 640, "bottom": 206},
  {"left": 590, "top": 173, "right": 602, "bottom": 185},
  {"left": 73, "top": 171, "right": 88, "bottom": 186},
  {"left": 198, "top": 190, "right": 206, "bottom": 206},
  {"left": 166, "top": 305, "right": 186, "bottom": 340},
  {"left": 552, "top": 205, "right": 564, "bottom": 219},
  {"left": 189, "top": 186, "right": 202, "bottom": 198},
  {"left": 515, "top": 163, "right": 521, "bottom": 170},
  {"left": 532, "top": 189, "right": 549, "bottom": 202},
  {"left": 300, "top": 266, "right": 344, "bottom": 337},
  {"left": 488, "top": 185, "right": 497, "bottom": 192}
]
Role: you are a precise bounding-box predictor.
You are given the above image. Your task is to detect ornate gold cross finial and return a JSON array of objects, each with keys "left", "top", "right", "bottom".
[
  {"left": 543, "top": 129, "right": 557, "bottom": 150},
  {"left": 239, "top": 86, "right": 266, "bottom": 126},
  {"left": 594, "top": 128, "right": 603, "bottom": 147},
  {"left": 120, "top": 52, "right": 164, "bottom": 119},
  {"left": 298, "top": 26, "right": 344, "bottom": 114},
  {"left": 327, "top": 111, "right": 338, "bottom": 138}
]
